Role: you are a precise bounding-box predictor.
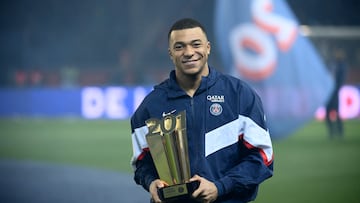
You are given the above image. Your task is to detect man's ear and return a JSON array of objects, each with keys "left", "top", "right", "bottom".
[
  {"left": 207, "top": 41, "right": 211, "bottom": 55},
  {"left": 168, "top": 48, "right": 173, "bottom": 58}
]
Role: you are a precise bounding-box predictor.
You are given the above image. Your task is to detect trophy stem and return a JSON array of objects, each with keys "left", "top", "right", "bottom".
[
  {"left": 175, "top": 130, "right": 191, "bottom": 182},
  {"left": 163, "top": 132, "right": 181, "bottom": 185}
]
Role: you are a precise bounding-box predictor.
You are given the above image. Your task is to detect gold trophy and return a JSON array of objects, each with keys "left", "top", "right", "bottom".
[{"left": 145, "top": 110, "right": 199, "bottom": 202}]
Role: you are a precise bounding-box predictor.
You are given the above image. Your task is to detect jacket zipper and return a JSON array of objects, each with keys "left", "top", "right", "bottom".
[
  {"left": 189, "top": 96, "right": 200, "bottom": 175},
  {"left": 190, "top": 98, "right": 195, "bottom": 119}
]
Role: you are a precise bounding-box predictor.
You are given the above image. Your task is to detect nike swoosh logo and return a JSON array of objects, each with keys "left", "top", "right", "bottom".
[{"left": 162, "top": 110, "right": 176, "bottom": 117}]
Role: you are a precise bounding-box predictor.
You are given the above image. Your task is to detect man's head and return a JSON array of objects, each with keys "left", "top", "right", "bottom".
[{"left": 168, "top": 18, "right": 211, "bottom": 78}]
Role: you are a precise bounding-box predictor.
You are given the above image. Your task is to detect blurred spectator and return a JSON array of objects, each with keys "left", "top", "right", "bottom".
[
  {"left": 14, "top": 70, "right": 28, "bottom": 87},
  {"left": 325, "top": 48, "right": 348, "bottom": 138},
  {"left": 112, "top": 49, "right": 136, "bottom": 85},
  {"left": 29, "top": 69, "right": 44, "bottom": 87},
  {"left": 60, "top": 66, "right": 79, "bottom": 88}
]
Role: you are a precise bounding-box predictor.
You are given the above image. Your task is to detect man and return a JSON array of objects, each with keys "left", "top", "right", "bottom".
[
  {"left": 325, "top": 48, "right": 347, "bottom": 138},
  {"left": 131, "top": 18, "right": 273, "bottom": 203}
]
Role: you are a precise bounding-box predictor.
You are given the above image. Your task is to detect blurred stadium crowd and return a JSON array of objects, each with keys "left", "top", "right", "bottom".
[{"left": 1, "top": 0, "right": 359, "bottom": 88}]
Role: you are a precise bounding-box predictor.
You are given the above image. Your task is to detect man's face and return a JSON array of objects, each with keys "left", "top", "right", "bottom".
[{"left": 168, "top": 27, "right": 211, "bottom": 77}]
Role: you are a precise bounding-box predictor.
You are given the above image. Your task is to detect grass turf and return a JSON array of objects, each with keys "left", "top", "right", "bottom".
[
  {"left": 0, "top": 118, "right": 359, "bottom": 202},
  {"left": 0, "top": 118, "right": 133, "bottom": 172}
]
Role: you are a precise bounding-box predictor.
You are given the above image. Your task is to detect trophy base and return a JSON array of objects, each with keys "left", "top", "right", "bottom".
[{"left": 158, "top": 180, "right": 200, "bottom": 202}]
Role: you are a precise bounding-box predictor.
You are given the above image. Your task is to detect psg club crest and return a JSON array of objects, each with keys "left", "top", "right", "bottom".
[{"left": 210, "top": 103, "right": 223, "bottom": 116}]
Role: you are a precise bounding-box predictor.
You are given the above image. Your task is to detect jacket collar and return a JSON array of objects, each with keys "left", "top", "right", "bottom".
[{"left": 158, "top": 66, "right": 219, "bottom": 99}]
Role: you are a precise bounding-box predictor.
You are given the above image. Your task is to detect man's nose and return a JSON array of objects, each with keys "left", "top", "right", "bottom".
[{"left": 184, "top": 46, "right": 195, "bottom": 56}]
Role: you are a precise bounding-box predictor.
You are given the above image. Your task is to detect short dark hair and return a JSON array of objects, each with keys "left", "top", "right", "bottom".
[{"left": 167, "top": 18, "right": 207, "bottom": 40}]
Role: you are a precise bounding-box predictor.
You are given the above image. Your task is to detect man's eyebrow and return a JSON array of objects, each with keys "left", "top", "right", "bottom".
[{"left": 174, "top": 39, "right": 203, "bottom": 45}]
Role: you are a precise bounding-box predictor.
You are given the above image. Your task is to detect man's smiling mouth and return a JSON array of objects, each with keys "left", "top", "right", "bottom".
[{"left": 182, "top": 58, "right": 200, "bottom": 64}]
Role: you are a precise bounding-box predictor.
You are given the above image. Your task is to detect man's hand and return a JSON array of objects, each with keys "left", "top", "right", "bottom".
[
  {"left": 190, "top": 175, "right": 218, "bottom": 203},
  {"left": 149, "top": 179, "right": 168, "bottom": 203}
]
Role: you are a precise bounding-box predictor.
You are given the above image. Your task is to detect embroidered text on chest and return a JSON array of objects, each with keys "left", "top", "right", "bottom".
[{"left": 207, "top": 95, "right": 225, "bottom": 103}]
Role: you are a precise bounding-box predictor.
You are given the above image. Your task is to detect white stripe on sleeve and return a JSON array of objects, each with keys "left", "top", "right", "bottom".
[
  {"left": 130, "top": 125, "right": 149, "bottom": 169},
  {"left": 205, "top": 118, "right": 243, "bottom": 157},
  {"left": 205, "top": 115, "right": 273, "bottom": 164}
]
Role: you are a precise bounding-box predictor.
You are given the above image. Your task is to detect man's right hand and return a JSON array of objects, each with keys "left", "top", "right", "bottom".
[{"left": 149, "top": 179, "right": 168, "bottom": 203}]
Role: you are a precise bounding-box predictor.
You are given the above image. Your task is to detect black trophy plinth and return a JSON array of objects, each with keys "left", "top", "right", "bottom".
[{"left": 158, "top": 180, "right": 200, "bottom": 202}]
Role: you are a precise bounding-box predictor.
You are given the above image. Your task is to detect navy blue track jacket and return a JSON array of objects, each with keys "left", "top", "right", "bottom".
[{"left": 130, "top": 67, "right": 273, "bottom": 203}]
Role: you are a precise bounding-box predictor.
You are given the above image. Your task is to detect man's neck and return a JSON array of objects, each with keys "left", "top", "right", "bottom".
[
  {"left": 176, "top": 67, "right": 209, "bottom": 97},
  {"left": 178, "top": 76, "right": 201, "bottom": 97}
]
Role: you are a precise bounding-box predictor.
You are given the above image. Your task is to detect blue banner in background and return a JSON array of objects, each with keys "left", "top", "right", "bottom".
[
  {"left": 80, "top": 86, "right": 151, "bottom": 119},
  {"left": 0, "top": 87, "right": 152, "bottom": 119},
  {"left": 1, "top": 88, "right": 82, "bottom": 117},
  {"left": 0, "top": 86, "right": 359, "bottom": 121},
  {"left": 214, "top": 0, "right": 334, "bottom": 139}
]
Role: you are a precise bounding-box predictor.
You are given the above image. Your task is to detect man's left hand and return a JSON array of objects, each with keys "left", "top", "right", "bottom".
[{"left": 190, "top": 175, "right": 218, "bottom": 203}]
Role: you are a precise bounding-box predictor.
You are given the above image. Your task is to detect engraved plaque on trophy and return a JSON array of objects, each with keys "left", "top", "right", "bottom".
[{"left": 145, "top": 110, "right": 199, "bottom": 202}]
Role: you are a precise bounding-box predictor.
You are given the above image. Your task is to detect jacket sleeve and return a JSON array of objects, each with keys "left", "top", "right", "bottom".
[
  {"left": 130, "top": 110, "right": 159, "bottom": 191},
  {"left": 214, "top": 83, "right": 274, "bottom": 198},
  {"left": 214, "top": 146, "right": 274, "bottom": 197}
]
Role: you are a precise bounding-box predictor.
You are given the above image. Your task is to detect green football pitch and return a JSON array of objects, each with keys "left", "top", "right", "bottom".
[{"left": 0, "top": 118, "right": 359, "bottom": 203}]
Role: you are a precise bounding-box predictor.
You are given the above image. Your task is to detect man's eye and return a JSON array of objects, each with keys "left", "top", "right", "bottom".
[
  {"left": 193, "top": 43, "right": 201, "bottom": 48},
  {"left": 174, "top": 44, "right": 183, "bottom": 50}
]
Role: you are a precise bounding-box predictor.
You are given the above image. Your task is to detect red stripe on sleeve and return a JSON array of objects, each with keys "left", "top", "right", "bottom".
[
  {"left": 137, "top": 147, "right": 150, "bottom": 161},
  {"left": 240, "top": 134, "right": 273, "bottom": 166}
]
